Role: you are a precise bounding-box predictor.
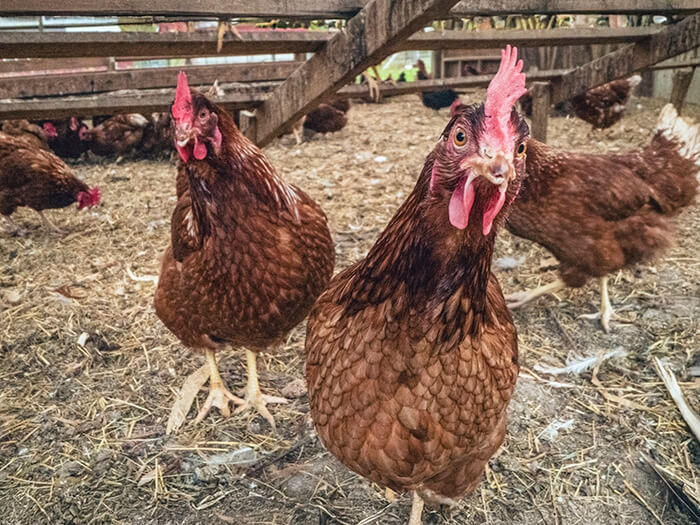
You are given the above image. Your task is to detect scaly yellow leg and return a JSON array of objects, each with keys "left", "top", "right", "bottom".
[
  {"left": 408, "top": 491, "right": 424, "bottom": 525},
  {"left": 506, "top": 278, "right": 566, "bottom": 309},
  {"left": 233, "top": 349, "right": 289, "bottom": 430}
]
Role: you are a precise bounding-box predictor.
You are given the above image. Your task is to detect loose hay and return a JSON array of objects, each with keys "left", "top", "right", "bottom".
[{"left": 1, "top": 95, "right": 698, "bottom": 524}]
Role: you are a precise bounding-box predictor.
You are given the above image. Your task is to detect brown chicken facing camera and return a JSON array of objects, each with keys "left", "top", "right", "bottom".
[
  {"left": 155, "top": 72, "right": 334, "bottom": 433},
  {"left": 306, "top": 46, "right": 528, "bottom": 525}
]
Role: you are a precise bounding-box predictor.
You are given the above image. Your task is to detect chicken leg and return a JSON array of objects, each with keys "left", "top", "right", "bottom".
[
  {"left": 37, "top": 211, "right": 62, "bottom": 233},
  {"left": 579, "top": 276, "right": 622, "bottom": 332},
  {"left": 193, "top": 348, "right": 241, "bottom": 424},
  {"left": 233, "top": 349, "right": 288, "bottom": 429},
  {"left": 408, "top": 491, "right": 425, "bottom": 525},
  {"left": 506, "top": 278, "right": 565, "bottom": 309},
  {"left": 2, "top": 215, "right": 25, "bottom": 235}
]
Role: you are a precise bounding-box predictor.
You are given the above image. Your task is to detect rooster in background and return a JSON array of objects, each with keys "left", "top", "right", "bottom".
[
  {"left": 569, "top": 75, "right": 642, "bottom": 130},
  {"left": 156, "top": 73, "right": 334, "bottom": 433},
  {"left": 1, "top": 120, "right": 50, "bottom": 150},
  {"left": 415, "top": 59, "right": 460, "bottom": 111},
  {"left": 40, "top": 117, "right": 91, "bottom": 159},
  {"left": 306, "top": 46, "right": 528, "bottom": 525},
  {"left": 0, "top": 132, "right": 100, "bottom": 233},
  {"left": 85, "top": 113, "right": 150, "bottom": 157},
  {"left": 506, "top": 104, "right": 699, "bottom": 331}
]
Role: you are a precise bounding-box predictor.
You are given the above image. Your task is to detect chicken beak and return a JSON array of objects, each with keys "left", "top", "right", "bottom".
[
  {"left": 450, "top": 151, "right": 514, "bottom": 235},
  {"left": 174, "top": 122, "right": 192, "bottom": 148}
]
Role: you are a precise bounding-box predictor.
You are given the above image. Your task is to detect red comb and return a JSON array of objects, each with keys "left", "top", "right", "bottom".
[
  {"left": 172, "top": 71, "right": 193, "bottom": 123},
  {"left": 484, "top": 45, "right": 527, "bottom": 140}
]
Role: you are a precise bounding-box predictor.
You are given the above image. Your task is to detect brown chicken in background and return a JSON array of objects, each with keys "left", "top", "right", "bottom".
[
  {"left": 85, "top": 113, "right": 150, "bottom": 157},
  {"left": 156, "top": 73, "right": 334, "bottom": 433},
  {"left": 140, "top": 112, "right": 174, "bottom": 156},
  {"left": 1, "top": 120, "right": 50, "bottom": 150},
  {"left": 0, "top": 132, "right": 100, "bottom": 233},
  {"left": 569, "top": 74, "right": 641, "bottom": 130},
  {"left": 303, "top": 99, "right": 351, "bottom": 134},
  {"left": 506, "top": 104, "right": 699, "bottom": 331},
  {"left": 306, "top": 46, "right": 528, "bottom": 525}
]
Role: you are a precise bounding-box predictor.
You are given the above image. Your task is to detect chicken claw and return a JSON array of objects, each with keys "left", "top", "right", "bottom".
[
  {"left": 37, "top": 211, "right": 63, "bottom": 233},
  {"left": 234, "top": 349, "right": 289, "bottom": 430},
  {"left": 506, "top": 278, "right": 565, "bottom": 309},
  {"left": 578, "top": 276, "right": 628, "bottom": 332},
  {"left": 193, "top": 379, "right": 241, "bottom": 424}
]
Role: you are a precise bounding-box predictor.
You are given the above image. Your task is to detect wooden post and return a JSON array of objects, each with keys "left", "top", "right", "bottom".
[
  {"left": 670, "top": 67, "right": 694, "bottom": 114},
  {"left": 530, "top": 82, "right": 551, "bottom": 143}
]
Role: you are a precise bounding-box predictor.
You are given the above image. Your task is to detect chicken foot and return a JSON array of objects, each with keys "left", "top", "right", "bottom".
[
  {"left": 37, "top": 210, "right": 62, "bottom": 233},
  {"left": 2, "top": 215, "right": 25, "bottom": 235},
  {"left": 193, "top": 348, "right": 241, "bottom": 424},
  {"left": 233, "top": 349, "right": 289, "bottom": 430},
  {"left": 408, "top": 491, "right": 425, "bottom": 525},
  {"left": 505, "top": 278, "right": 565, "bottom": 309},
  {"left": 578, "top": 276, "right": 626, "bottom": 333}
]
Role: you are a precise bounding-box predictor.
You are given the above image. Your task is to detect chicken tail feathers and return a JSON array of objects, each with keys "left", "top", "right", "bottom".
[{"left": 656, "top": 103, "right": 700, "bottom": 172}]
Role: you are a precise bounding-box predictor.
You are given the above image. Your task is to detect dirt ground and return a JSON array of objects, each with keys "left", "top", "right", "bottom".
[{"left": 1, "top": 94, "right": 698, "bottom": 525}]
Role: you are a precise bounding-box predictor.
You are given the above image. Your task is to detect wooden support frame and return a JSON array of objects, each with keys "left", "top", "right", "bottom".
[
  {"left": 2, "top": 0, "right": 699, "bottom": 18},
  {"left": 0, "top": 69, "right": 572, "bottom": 120},
  {"left": 0, "top": 27, "right": 661, "bottom": 59},
  {"left": 529, "top": 82, "right": 551, "bottom": 143},
  {"left": 670, "top": 67, "right": 695, "bottom": 113},
  {"left": 0, "top": 62, "right": 303, "bottom": 98},
  {"left": 550, "top": 12, "right": 700, "bottom": 103},
  {"left": 244, "top": 0, "right": 463, "bottom": 147}
]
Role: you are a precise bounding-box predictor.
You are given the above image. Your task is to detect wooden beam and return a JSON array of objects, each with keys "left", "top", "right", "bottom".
[
  {"left": 529, "top": 82, "right": 551, "bottom": 142},
  {"left": 550, "top": 13, "right": 700, "bottom": 103},
  {"left": 0, "top": 27, "right": 662, "bottom": 59},
  {"left": 670, "top": 67, "right": 695, "bottom": 113},
  {"left": 2, "top": 0, "right": 698, "bottom": 18},
  {"left": 245, "top": 0, "right": 463, "bottom": 146},
  {"left": 0, "top": 62, "right": 302, "bottom": 98},
  {"left": 396, "top": 26, "right": 657, "bottom": 51},
  {"left": 0, "top": 31, "right": 329, "bottom": 59},
  {"left": 0, "top": 69, "right": 571, "bottom": 121},
  {"left": 0, "top": 83, "right": 277, "bottom": 120}
]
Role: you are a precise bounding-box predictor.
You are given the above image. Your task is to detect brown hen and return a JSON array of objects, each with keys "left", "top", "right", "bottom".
[
  {"left": 1, "top": 120, "right": 50, "bottom": 150},
  {"left": 0, "top": 132, "right": 100, "bottom": 233},
  {"left": 86, "top": 113, "right": 149, "bottom": 157},
  {"left": 306, "top": 46, "right": 528, "bottom": 524},
  {"left": 506, "top": 104, "right": 699, "bottom": 331},
  {"left": 570, "top": 75, "right": 641, "bottom": 130},
  {"left": 156, "top": 73, "right": 334, "bottom": 433}
]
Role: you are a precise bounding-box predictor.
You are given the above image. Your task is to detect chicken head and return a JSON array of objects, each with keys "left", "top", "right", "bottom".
[
  {"left": 171, "top": 72, "right": 223, "bottom": 163},
  {"left": 431, "top": 45, "right": 529, "bottom": 236}
]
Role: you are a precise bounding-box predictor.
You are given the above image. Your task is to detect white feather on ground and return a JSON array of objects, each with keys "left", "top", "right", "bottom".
[{"left": 534, "top": 348, "right": 627, "bottom": 376}]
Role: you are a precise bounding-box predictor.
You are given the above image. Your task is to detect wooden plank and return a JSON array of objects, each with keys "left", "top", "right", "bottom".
[
  {"left": 0, "top": 62, "right": 302, "bottom": 98},
  {"left": 0, "top": 27, "right": 662, "bottom": 59},
  {"left": 0, "top": 31, "right": 329, "bottom": 59},
  {"left": 550, "top": 13, "right": 700, "bottom": 103},
  {"left": 529, "top": 82, "right": 551, "bottom": 142},
  {"left": 396, "top": 26, "right": 657, "bottom": 51},
  {"left": 670, "top": 67, "right": 695, "bottom": 113},
  {"left": 245, "top": 0, "right": 463, "bottom": 146},
  {"left": 0, "top": 57, "right": 110, "bottom": 75},
  {"left": 0, "top": 83, "right": 277, "bottom": 120},
  {"left": 0, "top": 69, "right": 570, "bottom": 121},
  {"left": 2, "top": 0, "right": 698, "bottom": 18}
]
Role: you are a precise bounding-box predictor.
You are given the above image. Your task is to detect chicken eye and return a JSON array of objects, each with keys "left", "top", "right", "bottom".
[
  {"left": 517, "top": 142, "right": 527, "bottom": 156},
  {"left": 199, "top": 109, "right": 209, "bottom": 120},
  {"left": 453, "top": 129, "right": 467, "bottom": 147}
]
